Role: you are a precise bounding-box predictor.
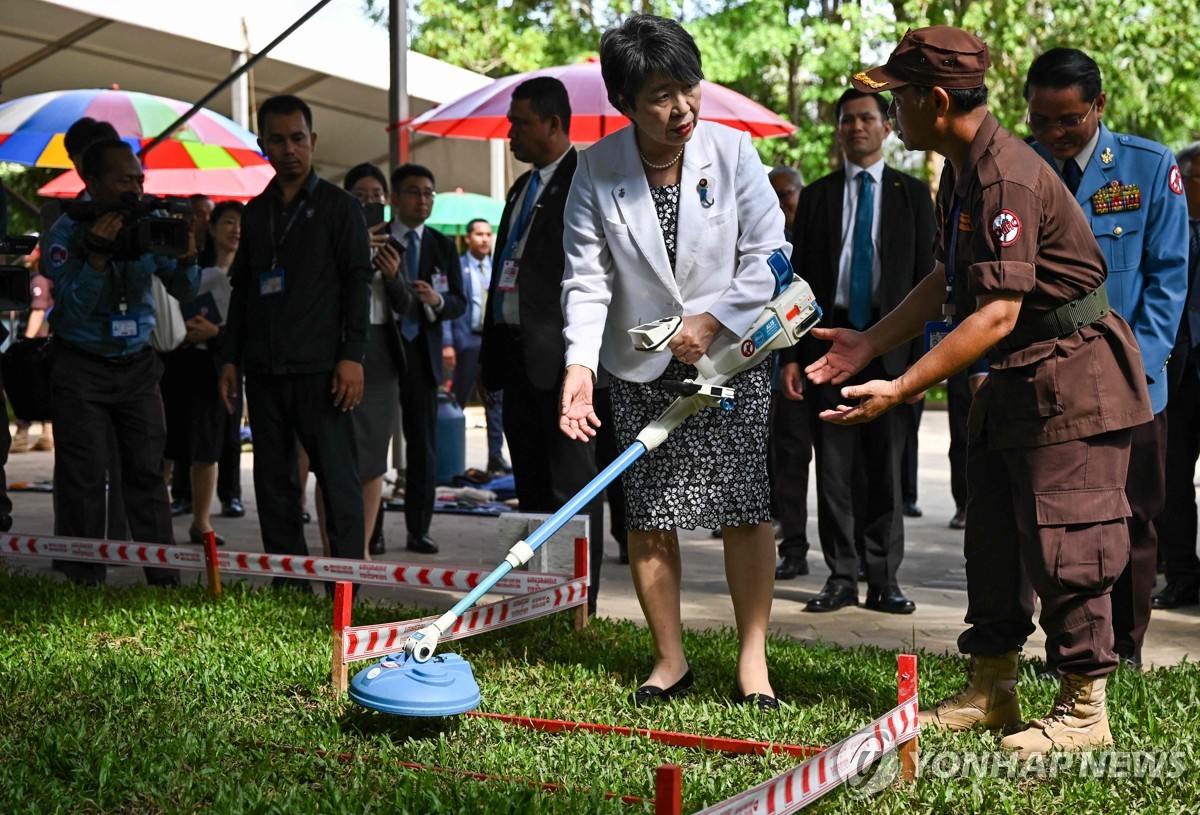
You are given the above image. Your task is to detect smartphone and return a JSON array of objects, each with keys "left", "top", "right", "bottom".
[{"left": 362, "top": 202, "right": 391, "bottom": 228}]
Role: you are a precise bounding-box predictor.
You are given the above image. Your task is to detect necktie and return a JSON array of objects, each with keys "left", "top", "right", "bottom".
[
  {"left": 492, "top": 171, "right": 541, "bottom": 321},
  {"left": 848, "top": 171, "right": 875, "bottom": 330},
  {"left": 401, "top": 230, "right": 420, "bottom": 341},
  {"left": 1062, "top": 159, "right": 1083, "bottom": 196}
]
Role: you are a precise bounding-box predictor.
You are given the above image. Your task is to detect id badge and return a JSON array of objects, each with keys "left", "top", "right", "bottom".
[
  {"left": 924, "top": 320, "right": 954, "bottom": 353},
  {"left": 431, "top": 269, "right": 449, "bottom": 294},
  {"left": 259, "top": 268, "right": 286, "bottom": 296},
  {"left": 109, "top": 315, "right": 138, "bottom": 339},
  {"left": 498, "top": 259, "right": 519, "bottom": 292}
]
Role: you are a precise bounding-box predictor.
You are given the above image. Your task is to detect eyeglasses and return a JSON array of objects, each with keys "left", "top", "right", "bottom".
[
  {"left": 401, "top": 187, "right": 436, "bottom": 200},
  {"left": 1027, "top": 98, "right": 1097, "bottom": 133}
]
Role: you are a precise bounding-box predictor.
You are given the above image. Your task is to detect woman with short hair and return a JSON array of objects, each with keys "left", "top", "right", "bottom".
[{"left": 559, "top": 15, "right": 790, "bottom": 709}]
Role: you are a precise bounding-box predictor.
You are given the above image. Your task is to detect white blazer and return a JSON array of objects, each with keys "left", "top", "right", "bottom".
[{"left": 561, "top": 121, "right": 789, "bottom": 383}]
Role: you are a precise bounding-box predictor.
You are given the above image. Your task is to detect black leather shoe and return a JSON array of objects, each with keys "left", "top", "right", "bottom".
[
  {"left": 631, "top": 669, "right": 694, "bottom": 707},
  {"left": 775, "top": 554, "right": 809, "bottom": 580},
  {"left": 1152, "top": 581, "right": 1200, "bottom": 609},
  {"left": 804, "top": 584, "right": 858, "bottom": 613},
  {"left": 949, "top": 508, "right": 967, "bottom": 530},
  {"left": 188, "top": 525, "right": 226, "bottom": 547},
  {"left": 170, "top": 498, "right": 192, "bottom": 517},
  {"left": 617, "top": 545, "right": 629, "bottom": 565},
  {"left": 865, "top": 586, "right": 916, "bottom": 614},
  {"left": 222, "top": 498, "right": 245, "bottom": 518},
  {"left": 903, "top": 502, "right": 922, "bottom": 518},
  {"left": 369, "top": 529, "right": 386, "bottom": 556},
  {"left": 739, "top": 692, "right": 781, "bottom": 711},
  {"left": 406, "top": 534, "right": 439, "bottom": 554}
]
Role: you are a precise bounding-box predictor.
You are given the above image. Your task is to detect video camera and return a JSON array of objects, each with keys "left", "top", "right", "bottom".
[
  {"left": 66, "top": 192, "right": 192, "bottom": 261},
  {"left": 0, "top": 234, "right": 37, "bottom": 313}
]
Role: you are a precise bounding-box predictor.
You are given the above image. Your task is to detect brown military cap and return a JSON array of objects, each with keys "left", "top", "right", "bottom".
[{"left": 851, "top": 26, "right": 991, "bottom": 93}]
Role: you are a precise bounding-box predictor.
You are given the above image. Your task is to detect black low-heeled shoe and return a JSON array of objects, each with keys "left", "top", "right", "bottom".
[
  {"left": 739, "top": 692, "right": 781, "bottom": 711},
  {"left": 631, "top": 669, "right": 694, "bottom": 707}
]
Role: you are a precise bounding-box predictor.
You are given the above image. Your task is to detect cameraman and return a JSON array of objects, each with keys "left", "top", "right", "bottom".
[{"left": 44, "top": 138, "right": 199, "bottom": 586}]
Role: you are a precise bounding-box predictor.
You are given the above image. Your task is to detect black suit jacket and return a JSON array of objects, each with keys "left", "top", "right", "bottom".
[
  {"left": 398, "top": 224, "right": 466, "bottom": 383},
  {"left": 481, "top": 148, "right": 579, "bottom": 392},
  {"left": 789, "top": 164, "right": 935, "bottom": 377}
]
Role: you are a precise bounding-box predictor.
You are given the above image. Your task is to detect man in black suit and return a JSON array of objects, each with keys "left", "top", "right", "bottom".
[
  {"left": 780, "top": 88, "right": 935, "bottom": 614},
  {"left": 479, "top": 77, "right": 603, "bottom": 613},
  {"left": 389, "top": 163, "right": 466, "bottom": 554}
]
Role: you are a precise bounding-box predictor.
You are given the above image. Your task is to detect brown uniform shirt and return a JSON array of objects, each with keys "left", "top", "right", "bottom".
[{"left": 935, "top": 113, "right": 1151, "bottom": 449}]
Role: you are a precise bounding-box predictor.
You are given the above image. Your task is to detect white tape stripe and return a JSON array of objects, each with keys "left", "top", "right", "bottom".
[
  {"left": 341, "top": 577, "right": 589, "bottom": 663},
  {"left": 0, "top": 533, "right": 568, "bottom": 594},
  {"left": 694, "top": 696, "right": 919, "bottom": 815}
]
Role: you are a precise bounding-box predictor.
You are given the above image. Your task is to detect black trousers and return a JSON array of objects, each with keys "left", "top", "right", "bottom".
[
  {"left": 245, "top": 371, "right": 363, "bottom": 588},
  {"left": 1157, "top": 361, "right": 1200, "bottom": 585},
  {"left": 901, "top": 399, "right": 923, "bottom": 506},
  {"left": 172, "top": 384, "right": 242, "bottom": 504},
  {"left": 769, "top": 390, "right": 812, "bottom": 558},
  {"left": 947, "top": 369, "right": 972, "bottom": 512},
  {"left": 502, "top": 356, "right": 602, "bottom": 612},
  {"left": 399, "top": 338, "right": 438, "bottom": 538},
  {"left": 51, "top": 345, "right": 178, "bottom": 586},
  {"left": 811, "top": 355, "right": 906, "bottom": 591},
  {"left": 0, "top": 391, "right": 10, "bottom": 532}
]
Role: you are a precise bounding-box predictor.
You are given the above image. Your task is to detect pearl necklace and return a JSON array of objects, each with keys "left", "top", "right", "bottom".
[{"left": 639, "top": 145, "right": 684, "bottom": 170}]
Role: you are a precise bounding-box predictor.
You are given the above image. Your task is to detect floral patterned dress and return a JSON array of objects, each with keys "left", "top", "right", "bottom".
[{"left": 609, "top": 183, "right": 772, "bottom": 532}]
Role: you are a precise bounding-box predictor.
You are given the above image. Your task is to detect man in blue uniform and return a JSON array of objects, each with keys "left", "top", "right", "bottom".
[
  {"left": 46, "top": 139, "right": 200, "bottom": 586},
  {"left": 1025, "top": 48, "right": 1189, "bottom": 668}
]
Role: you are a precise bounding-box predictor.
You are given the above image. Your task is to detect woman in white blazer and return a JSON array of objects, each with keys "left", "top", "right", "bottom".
[{"left": 559, "top": 15, "right": 790, "bottom": 710}]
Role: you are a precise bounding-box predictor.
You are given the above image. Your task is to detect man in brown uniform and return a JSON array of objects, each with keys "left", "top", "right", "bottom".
[{"left": 807, "top": 26, "right": 1151, "bottom": 757}]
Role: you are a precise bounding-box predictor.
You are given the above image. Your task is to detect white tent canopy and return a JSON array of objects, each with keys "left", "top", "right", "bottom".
[{"left": 0, "top": 0, "right": 512, "bottom": 192}]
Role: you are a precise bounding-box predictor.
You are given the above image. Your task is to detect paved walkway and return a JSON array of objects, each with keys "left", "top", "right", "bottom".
[{"left": 4, "top": 409, "right": 1197, "bottom": 667}]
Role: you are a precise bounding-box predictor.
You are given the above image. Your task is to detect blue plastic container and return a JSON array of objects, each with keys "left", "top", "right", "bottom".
[{"left": 435, "top": 392, "right": 466, "bottom": 485}]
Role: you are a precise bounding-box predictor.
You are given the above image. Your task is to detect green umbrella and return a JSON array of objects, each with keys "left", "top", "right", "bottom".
[{"left": 427, "top": 189, "right": 505, "bottom": 236}]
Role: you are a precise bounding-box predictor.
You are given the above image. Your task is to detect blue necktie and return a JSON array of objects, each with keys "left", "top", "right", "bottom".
[
  {"left": 848, "top": 171, "right": 875, "bottom": 330},
  {"left": 401, "top": 230, "right": 420, "bottom": 341},
  {"left": 1063, "top": 159, "right": 1083, "bottom": 196},
  {"left": 493, "top": 171, "right": 541, "bottom": 321}
]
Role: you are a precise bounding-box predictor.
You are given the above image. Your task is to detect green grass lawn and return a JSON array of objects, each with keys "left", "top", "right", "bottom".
[{"left": 1, "top": 566, "right": 1197, "bottom": 814}]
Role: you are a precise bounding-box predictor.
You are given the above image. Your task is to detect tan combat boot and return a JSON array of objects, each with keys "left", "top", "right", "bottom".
[
  {"left": 918, "top": 650, "right": 1022, "bottom": 732},
  {"left": 32, "top": 423, "right": 53, "bottom": 452},
  {"left": 9, "top": 426, "right": 30, "bottom": 454},
  {"left": 1000, "top": 673, "right": 1111, "bottom": 759}
]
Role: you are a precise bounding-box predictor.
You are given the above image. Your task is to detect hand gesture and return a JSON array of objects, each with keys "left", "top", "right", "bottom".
[
  {"left": 184, "top": 312, "right": 219, "bottom": 344},
  {"left": 666, "top": 313, "right": 721, "bottom": 366},
  {"left": 559, "top": 365, "right": 599, "bottom": 441},
  {"left": 804, "top": 327, "right": 874, "bottom": 386},
  {"left": 219, "top": 364, "right": 239, "bottom": 414},
  {"left": 411, "top": 279, "right": 440, "bottom": 307},
  {"left": 780, "top": 361, "right": 805, "bottom": 401},
  {"left": 374, "top": 241, "right": 401, "bottom": 280},
  {"left": 817, "top": 378, "right": 903, "bottom": 425}
]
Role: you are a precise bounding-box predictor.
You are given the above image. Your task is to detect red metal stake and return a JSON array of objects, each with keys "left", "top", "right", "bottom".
[
  {"left": 202, "top": 530, "right": 222, "bottom": 598},
  {"left": 332, "top": 581, "right": 353, "bottom": 696},
  {"left": 654, "top": 764, "right": 682, "bottom": 815},
  {"left": 574, "top": 536, "right": 589, "bottom": 630},
  {"left": 898, "top": 653, "right": 918, "bottom": 782}
]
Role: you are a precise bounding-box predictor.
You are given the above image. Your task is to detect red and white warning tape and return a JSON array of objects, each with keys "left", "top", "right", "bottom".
[
  {"left": 0, "top": 533, "right": 567, "bottom": 594},
  {"left": 342, "top": 576, "right": 589, "bottom": 663},
  {"left": 693, "top": 695, "right": 919, "bottom": 815}
]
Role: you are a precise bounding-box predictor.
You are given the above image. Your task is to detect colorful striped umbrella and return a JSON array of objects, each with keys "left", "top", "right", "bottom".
[
  {"left": 38, "top": 165, "right": 275, "bottom": 202},
  {"left": 409, "top": 58, "right": 796, "bottom": 143},
  {"left": 0, "top": 88, "right": 266, "bottom": 170}
]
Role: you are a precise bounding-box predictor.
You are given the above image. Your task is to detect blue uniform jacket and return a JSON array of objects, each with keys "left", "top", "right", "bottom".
[
  {"left": 1034, "top": 122, "right": 1189, "bottom": 414},
  {"left": 44, "top": 213, "right": 199, "bottom": 357}
]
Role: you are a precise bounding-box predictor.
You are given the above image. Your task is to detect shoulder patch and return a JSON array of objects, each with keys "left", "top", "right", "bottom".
[
  {"left": 1170, "top": 165, "right": 1184, "bottom": 195},
  {"left": 990, "top": 210, "right": 1022, "bottom": 247},
  {"left": 48, "top": 244, "right": 69, "bottom": 268}
]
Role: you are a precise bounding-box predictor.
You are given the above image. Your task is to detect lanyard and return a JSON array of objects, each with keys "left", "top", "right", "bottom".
[
  {"left": 269, "top": 197, "right": 306, "bottom": 270},
  {"left": 943, "top": 195, "right": 963, "bottom": 324}
]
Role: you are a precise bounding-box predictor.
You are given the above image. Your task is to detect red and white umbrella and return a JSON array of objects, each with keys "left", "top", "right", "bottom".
[
  {"left": 39, "top": 165, "right": 275, "bottom": 202},
  {"left": 409, "top": 58, "right": 795, "bottom": 143}
]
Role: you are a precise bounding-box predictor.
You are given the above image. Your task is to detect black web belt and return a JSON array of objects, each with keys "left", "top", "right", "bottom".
[{"left": 996, "top": 283, "right": 1110, "bottom": 351}]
